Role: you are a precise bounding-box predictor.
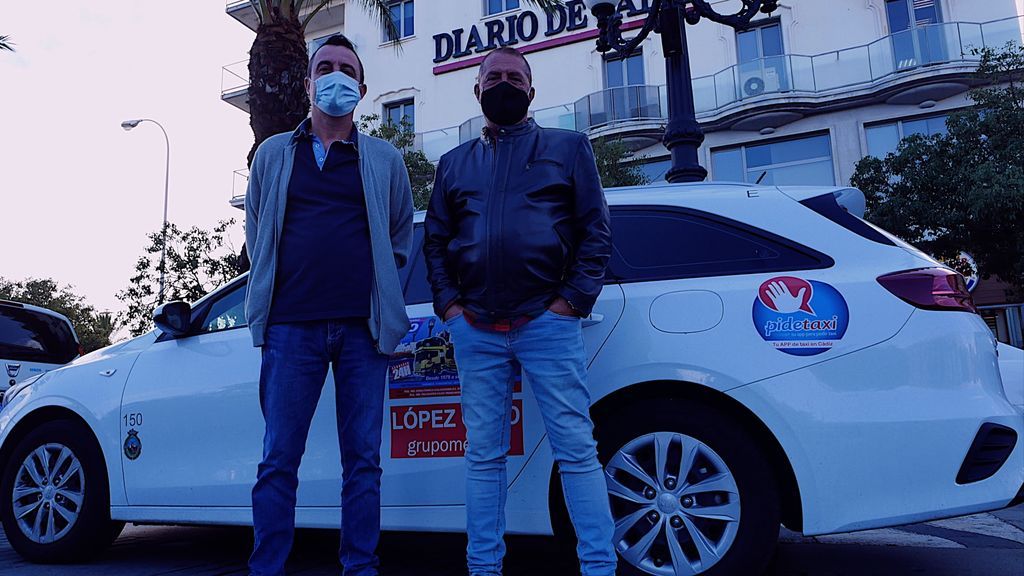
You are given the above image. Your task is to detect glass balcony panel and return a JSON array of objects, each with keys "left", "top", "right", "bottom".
[
  {"left": 981, "top": 16, "right": 1024, "bottom": 51},
  {"left": 809, "top": 52, "right": 843, "bottom": 91},
  {"left": 958, "top": 22, "right": 985, "bottom": 58},
  {"left": 714, "top": 67, "right": 740, "bottom": 108},
  {"left": 574, "top": 94, "right": 592, "bottom": 131},
  {"left": 916, "top": 23, "right": 951, "bottom": 65},
  {"left": 458, "top": 115, "right": 485, "bottom": 144},
  {"left": 533, "top": 105, "right": 575, "bottom": 130},
  {"left": 637, "top": 86, "right": 662, "bottom": 119},
  {"left": 789, "top": 55, "right": 815, "bottom": 92},
  {"left": 421, "top": 129, "right": 460, "bottom": 163},
  {"left": 221, "top": 60, "right": 249, "bottom": 95},
  {"left": 891, "top": 28, "right": 919, "bottom": 70},
  {"left": 868, "top": 35, "right": 897, "bottom": 79},
  {"left": 692, "top": 75, "right": 718, "bottom": 113},
  {"left": 588, "top": 91, "right": 611, "bottom": 128},
  {"left": 761, "top": 55, "right": 790, "bottom": 93}
]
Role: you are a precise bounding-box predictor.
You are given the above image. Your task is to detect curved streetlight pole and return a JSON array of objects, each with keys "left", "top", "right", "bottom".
[
  {"left": 121, "top": 118, "right": 170, "bottom": 304},
  {"left": 583, "top": 0, "right": 779, "bottom": 183}
]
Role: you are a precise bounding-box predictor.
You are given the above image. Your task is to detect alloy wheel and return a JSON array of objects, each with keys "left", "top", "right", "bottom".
[
  {"left": 606, "top": 432, "right": 740, "bottom": 575},
  {"left": 12, "top": 443, "right": 86, "bottom": 544}
]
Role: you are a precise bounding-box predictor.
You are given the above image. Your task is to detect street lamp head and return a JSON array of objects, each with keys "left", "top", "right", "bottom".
[
  {"left": 582, "top": 0, "right": 616, "bottom": 18},
  {"left": 121, "top": 119, "right": 142, "bottom": 131}
]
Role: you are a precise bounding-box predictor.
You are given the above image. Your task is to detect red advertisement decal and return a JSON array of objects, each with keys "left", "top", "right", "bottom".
[{"left": 390, "top": 400, "right": 524, "bottom": 459}]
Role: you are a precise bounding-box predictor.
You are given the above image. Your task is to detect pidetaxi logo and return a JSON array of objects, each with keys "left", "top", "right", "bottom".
[{"left": 752, "top": 276, "right": 849, "bottom": 356}]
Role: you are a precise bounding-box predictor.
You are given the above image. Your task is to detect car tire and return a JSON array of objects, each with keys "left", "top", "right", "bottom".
[
  {"left": 550, "top": 398, "right": 781, "bottom": 576},
  {"left": 0, "top": 419, "right": 120, "bottom": 563}
]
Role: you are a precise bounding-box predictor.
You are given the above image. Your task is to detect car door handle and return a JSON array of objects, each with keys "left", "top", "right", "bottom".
[{"left": 582, "top": 313, "right": 604, "bottom": 327}]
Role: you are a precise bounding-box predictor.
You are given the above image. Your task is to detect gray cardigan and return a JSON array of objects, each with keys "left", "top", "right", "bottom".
[{"left": 244, "top": 122, "right": 414, "bottom": 353}]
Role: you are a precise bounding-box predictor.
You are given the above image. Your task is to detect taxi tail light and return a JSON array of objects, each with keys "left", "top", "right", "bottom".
[{"left": 877, "top": 268, "right": 977, "bottom": 313}]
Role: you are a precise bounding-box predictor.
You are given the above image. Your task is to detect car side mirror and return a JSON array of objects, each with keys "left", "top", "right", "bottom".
[{"left": 153, "top": 301, "right": 192, "bottom": 337}]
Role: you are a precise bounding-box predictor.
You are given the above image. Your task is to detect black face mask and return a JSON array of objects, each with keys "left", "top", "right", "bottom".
[{"left": 480, "top": 81, "right": 531, "bottom": 127}]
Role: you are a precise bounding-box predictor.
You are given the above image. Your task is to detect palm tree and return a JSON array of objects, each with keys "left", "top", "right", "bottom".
[
  {"left": 0, "top": 35, "right": 14, "bottom": 52},
  {"left": 244, "top": 0, "right": 562, "bottom": 165}
]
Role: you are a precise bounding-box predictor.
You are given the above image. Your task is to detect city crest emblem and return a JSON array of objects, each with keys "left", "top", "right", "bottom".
[
  {"left": 6, "top": 364, "right": 21, "bottom": 378},
  {"left": 124, "top": 429, "right": 142, "bottom": 460}
]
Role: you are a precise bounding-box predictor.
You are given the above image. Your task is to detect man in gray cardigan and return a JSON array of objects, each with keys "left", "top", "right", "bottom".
[{"left": 244, "top": 34, "right": 413, "bottom": 576}]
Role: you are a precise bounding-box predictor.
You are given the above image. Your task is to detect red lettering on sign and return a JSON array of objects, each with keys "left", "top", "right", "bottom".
[{"left": 390, "top": 401, "right": 524, "bottom": 459}]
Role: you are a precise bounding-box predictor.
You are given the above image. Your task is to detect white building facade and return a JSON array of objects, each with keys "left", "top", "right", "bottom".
[
  {"left": 221, "top": 0, "right": 1024, "bottom": 345},
  {"left": 224, "top": 0, "right": 1023, "bottom": 184}
]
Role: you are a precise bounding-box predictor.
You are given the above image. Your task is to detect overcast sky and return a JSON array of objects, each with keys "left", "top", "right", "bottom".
[{"left": 1, "top": 2, "right": 257, "bottom": 315}]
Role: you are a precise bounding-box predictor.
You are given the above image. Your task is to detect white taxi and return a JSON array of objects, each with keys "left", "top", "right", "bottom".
[{"left": 1, "top": 183, "right": 1020, "bottom": 575}]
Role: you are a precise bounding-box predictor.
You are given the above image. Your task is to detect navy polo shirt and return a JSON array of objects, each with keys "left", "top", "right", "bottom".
[{"left": 268, "top": 125, "right": 372, "bottom": 324}]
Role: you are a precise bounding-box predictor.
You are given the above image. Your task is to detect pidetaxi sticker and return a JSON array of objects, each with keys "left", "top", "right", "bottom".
[{"left": 752, "top": 276, "right": 849, "bottom": 356}]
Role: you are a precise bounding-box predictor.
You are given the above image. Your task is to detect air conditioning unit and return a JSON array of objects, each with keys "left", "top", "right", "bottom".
[{"left": 740, "top": 67, "right": 782, "bottom": 98}]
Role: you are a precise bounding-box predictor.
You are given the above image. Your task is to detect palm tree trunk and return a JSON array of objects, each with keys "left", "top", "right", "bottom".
[{"left": 246, "top": 11, "right": 310, "bottom": 166}]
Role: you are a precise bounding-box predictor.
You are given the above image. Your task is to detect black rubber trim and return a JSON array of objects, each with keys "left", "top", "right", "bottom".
[
  {"left": 956, "top": 423, "right": 1018, "bottom": 485},
  {"left": 800, "top": 193, "right": 896, "bottom": 247}
]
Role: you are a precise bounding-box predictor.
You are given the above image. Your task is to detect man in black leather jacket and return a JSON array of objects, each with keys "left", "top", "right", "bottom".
[{"left": 424, "top": 47, "right": 616, "bottom": 576}]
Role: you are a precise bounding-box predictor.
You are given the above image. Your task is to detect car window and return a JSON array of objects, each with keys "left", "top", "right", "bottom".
[
  {"left": 404, "top": 225, "right": 434, "bottom": 306},
  {"left": 607, "top": 207, "right": 832, "bottom": 283},
  {"left": 198, "top": 283, "right": 247, "bottom": 334},
  {"left": 0, "top": 304, "right": 78, "bottom": 364}
]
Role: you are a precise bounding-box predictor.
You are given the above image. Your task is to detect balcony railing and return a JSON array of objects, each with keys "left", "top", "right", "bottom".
[
  {"left": 222, "top": 59, "right": 249, "bottom": 104},
  {"left": 412, "top": 15, "right": 1020, "bottom": 162},
  {"left": 572, "top": 85, "right": 669, "bottom": 132},
  {"left": 693, "top": 16, "right": 1023, "bottom": 113},
  {"left": 231, "top": 168, "right": 250, "bottom": 207}
]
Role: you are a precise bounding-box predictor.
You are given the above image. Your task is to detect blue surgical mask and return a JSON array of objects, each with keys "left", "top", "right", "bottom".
[{"left": 313, "top": 71, "right": 362, "bottom": 117}]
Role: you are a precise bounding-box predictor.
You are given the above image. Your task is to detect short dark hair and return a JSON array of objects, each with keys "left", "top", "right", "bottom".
[
  {"left": 479, "top": 46, "right": 532, "bottom": 82},
  {"left": 308, "top": 34, "right": 365, "bottom": 83}
]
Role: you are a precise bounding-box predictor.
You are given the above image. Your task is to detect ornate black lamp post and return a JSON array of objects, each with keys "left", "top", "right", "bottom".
[{"left": 583, "top": 0, "right": 778, "bottom": 183}]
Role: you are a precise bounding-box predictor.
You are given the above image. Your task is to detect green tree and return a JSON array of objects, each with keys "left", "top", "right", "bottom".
[
  {"left": 244, "top": 0, "right": 562, "bottom": 165},
  {"left": 851, "top": 43, "right": 1024, "bottom": 294},
  {"left": 117, "top": 220, "right": 243, "bottom": 337},
  {"left": 591, "top": 137, "right": 651, "bottom": 189},
  {"left": 0, "top": 278, "right": 113, "bottom": 353},
  {"left": 359, "top": 114, "right": 435, "bottom": 209},
  {"left": 0, "top": 35, "right": 13, "bottom": 52}
]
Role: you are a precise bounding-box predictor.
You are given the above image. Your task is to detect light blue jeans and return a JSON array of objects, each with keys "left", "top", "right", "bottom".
[{"left": 446, "top": 310, "right": 617, "bottom": 576}]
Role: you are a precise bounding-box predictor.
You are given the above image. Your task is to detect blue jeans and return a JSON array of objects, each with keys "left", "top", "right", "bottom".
[
  {"left": 446, "top": 310, "right": 617, "bottom": 576},
  {"left": 249, "top": 319, "right": 388, "bottom": 576}
]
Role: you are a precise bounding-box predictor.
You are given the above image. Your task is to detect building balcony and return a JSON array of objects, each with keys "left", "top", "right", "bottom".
[
  {"left": 691, "top": 15, "right": 1023, "bottom": 130},
  {"left": 415, "top": 15, "right": 1021, "bottom": 160},
  {"left": 230, "top": 168, "right": 249, "bottom": 210},
  {"left": 222, "top": 59, "right": 250, "bottom": 112},
  {"left": 226, "top": 0, "right": 345, "bottom": 33}
]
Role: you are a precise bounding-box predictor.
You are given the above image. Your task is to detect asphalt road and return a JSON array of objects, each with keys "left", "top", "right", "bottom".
[{"left": 1, "top": 506, "right": 1021, "bottom": 576}]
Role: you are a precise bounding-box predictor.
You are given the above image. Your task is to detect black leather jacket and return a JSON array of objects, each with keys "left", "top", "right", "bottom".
[{"left": 424, "top": 120, "right": 611, "bottom": 321}]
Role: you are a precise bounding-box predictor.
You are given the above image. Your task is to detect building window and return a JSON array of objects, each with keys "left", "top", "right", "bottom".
[
  {"left": 598, "top": 52, "right": 648, "bottom": 126},
  {"left": 885, "top": 0, "right": 944, "bottom": 69},
  {"left": 635, "top": 157, "right": 671, "bottom": 183},
  {"left": 604, "top": 52, "right": 645, "bottom": 89},
  {"left": 383, "top": 0, "right": 414, "bottom": 42},
  {"left": 865, "top": 113, "right": 949, "bottom": 158},
  {"left": 736, "top": 20, "right": 788, "bottom": 96},
  {"left": 711, "top": 133, "right": 836, "bottom": 186},
  {"left": 384, "top": 99, "right": 415, "bottom": 131},
  {"left": 485, "top": 0, "right": 519, "bottom": 16}
]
